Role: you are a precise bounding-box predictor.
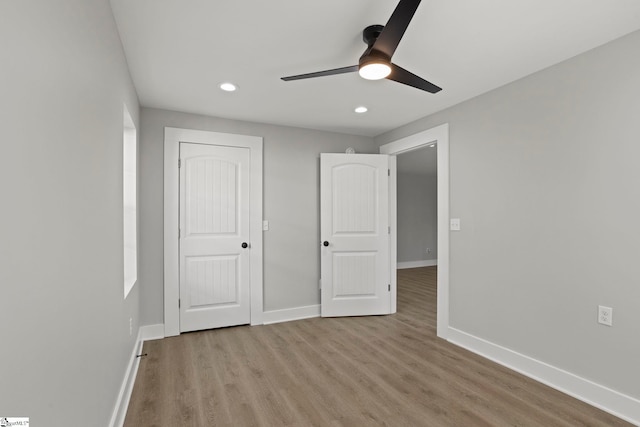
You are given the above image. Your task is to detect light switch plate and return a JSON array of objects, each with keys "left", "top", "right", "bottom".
[
  {"left": 450, "top": 218, "right": 461, "bottom": 231},
  {"left": 263, "top": 220, "right": 269, "bottom": 231}
]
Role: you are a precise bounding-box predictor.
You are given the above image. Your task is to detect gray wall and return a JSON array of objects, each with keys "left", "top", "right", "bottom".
[
  {"left": 0, "top": 0, "right": 141, "bottom": 425},
  {"left": 377, "top": 30, "right": 640, "bottom": 399},
  {"left": 139, "top": 108, "right": 376, "bottom": 324},
  {"left": 397, "top": 172, "right": 437, "bottom": 263}
]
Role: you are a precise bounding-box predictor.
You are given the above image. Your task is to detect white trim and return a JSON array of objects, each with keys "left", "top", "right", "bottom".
[
  {"left": 397, "top": 259, "right": 438, "bottom": 269},
  {"left": 388, "top": 155, "right": 397, "bottom": 314},
  {"left": 380, "top": 123, "right": 450, "bottom": 339},
  {"left": 140, "top": 324, "right": 165, "bottom": 341},
  {"left": 109, "top": 332, "right": 143, "bottom": 427},
  {"left": 447, "top": 327, "right": 640, "bottom": 426},
  {"left": 109, "top": 324, "right": 170, "bottom": 427},
  {"left": 164, "top": 127, "right": 263, "bottom": 337},
  {"left": 262, "top": 305, "right": 321, "bottom": 325},
  {"left": 123, "top": 103, "right": 138, "bottom": 299}
]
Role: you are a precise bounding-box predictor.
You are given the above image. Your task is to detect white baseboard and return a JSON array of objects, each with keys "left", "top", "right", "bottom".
[
  {"left": 109, "top": 331, "right": 144, "bottom": 427},
  {"left": 447, "top": 327, "right": 640, "bottom": 426},
  {"left": 397, "top": 259, "right": 437, "bottom": 269},
  {"left": 263, "top": 304, "right": 320, "bottom": 325},
  {"left": 108, "top": 324, "right": 166, "bottom": 427},
  {"left": 140, "top": 324, "right": 165, "bottom": 341}
]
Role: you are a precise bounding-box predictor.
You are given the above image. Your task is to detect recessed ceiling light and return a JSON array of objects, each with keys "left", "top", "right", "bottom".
[
  {"left": 429, "top": 143, "right": 436, "bottom": 147},
  {"left": 354, "top": 106, "right": 368, "bottom": 114},
  {"left": 220, "top": 82, "right": 237, "bottom": 92}
]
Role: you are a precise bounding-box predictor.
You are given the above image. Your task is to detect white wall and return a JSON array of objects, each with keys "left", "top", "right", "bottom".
[
  {"left": 139, "top": 108, "right": 376, "bottom": 325},
  {"left": 377, "top": 30, "right": 640, "bottom": 401},
  {"left": 397, "top": 171, "right": 437, "bottom": 264},
  {"left": 0, "top": 1, "right": 140, "bottom": 425}
]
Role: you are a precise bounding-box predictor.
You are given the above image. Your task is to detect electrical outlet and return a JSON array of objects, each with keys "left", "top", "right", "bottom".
[
  {"left": 129, "top": 317, "right": 133, "bottom": 336},
  {"left": 597, "top": 306, "right": 613, "bottom": 326}
]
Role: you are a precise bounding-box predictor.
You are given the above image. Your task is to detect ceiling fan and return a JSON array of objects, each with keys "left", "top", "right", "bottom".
[{"left": 281, "top": 0, "right": 441, "bottom": 93}]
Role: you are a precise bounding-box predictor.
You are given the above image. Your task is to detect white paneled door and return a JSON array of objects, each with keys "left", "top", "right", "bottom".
[
  {"left": 179, "top": 142, "right": 251, "bottom": 332},
  {"left": 320, "top": 153, "right": 392, "bottom": 317}
]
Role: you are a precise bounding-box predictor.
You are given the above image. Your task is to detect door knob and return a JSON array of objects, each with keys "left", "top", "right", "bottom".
[
  {"left": 241, "top": 242, "right": 249, "bottom": 249},
  {"left": 323, "top": 241, "right": 329, "bottom": 247}
]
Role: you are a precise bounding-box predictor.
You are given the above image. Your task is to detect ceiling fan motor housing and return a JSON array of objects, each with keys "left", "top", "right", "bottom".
[
  {"left": 359, "top": 50, "right": 391, "bottom": 69},
  {"left": 360, "top": 25, "right": 391, "bottom": 72}
]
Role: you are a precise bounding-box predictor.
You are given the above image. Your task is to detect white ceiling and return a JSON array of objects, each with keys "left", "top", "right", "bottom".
[{"left": 110, "top": 0, "right": 640, "bottom": 137}]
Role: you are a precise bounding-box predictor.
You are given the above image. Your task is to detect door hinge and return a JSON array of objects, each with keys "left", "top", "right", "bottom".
[
  {"left": 388, "top": 168, "right": 390, "bottom": 176},
  {"left": 388, "top": 226, "right": 391, "bottom": 234},
  {"left": 178, "top": 158, "right": 181, "bottom": 168},
  {"left": 388, "top": 284, "right": 391, "bottom": 292},
  {"left": 318, "top": 279, "right": 322, "bottom": 290},
  {"left": 178, "top": 298, "right": 181, "bottom": 308},
  {"left": 178, "top": 228, "right": 181, "bottom": 239}
]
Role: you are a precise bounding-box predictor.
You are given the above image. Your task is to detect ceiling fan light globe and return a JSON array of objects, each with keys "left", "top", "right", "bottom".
[{"left": 359, "top": 63, "right": 391, "bottom": 80}]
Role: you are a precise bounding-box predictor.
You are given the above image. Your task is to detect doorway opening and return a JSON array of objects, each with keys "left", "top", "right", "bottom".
[
  {"left": 396, "top": 145, "right": 438, "bottom": 269},
  {"left": 380, "top": 123, "right": 449, "bottom": 339},
  {"left": 396, "top": 144, "right": 438, "bottom": 327}
]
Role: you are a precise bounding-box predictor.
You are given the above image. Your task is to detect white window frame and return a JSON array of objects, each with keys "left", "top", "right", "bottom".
[{"left": 123, "top": 104, "right": 138, "bottom": 298}]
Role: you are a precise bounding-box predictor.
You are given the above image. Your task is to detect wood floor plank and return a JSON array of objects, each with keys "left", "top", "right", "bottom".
[{"left": 124, "top": 267, "right": 632, "bottom": 426}]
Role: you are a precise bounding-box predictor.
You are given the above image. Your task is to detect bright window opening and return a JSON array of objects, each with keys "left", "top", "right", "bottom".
[{"left": 123, "top": 104, "right": 137, "bottom": 298}]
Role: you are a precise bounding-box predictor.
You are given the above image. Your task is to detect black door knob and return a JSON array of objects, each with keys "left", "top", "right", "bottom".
[
  {"left": 323, "top": 241, "right": 329, "bottom": 247},
  {"left": 241, "top": 242, "right": 248, "bottom": 249}
]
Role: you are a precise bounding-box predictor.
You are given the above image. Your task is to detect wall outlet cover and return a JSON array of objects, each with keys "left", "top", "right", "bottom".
[{"left": 597, "top": 305, "right": 613, "bottom": 326}]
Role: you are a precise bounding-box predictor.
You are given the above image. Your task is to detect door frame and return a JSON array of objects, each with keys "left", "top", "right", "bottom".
[
  {"left": 163, "top": 127, "right": 263, "bottom": 337},
  {"left": 380, "top": 123, "right": 449, "bottom": 339}
]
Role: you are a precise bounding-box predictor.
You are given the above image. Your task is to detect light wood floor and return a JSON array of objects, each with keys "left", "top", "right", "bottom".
[{"left": 124, "top": 267, "right": 631, "bottom": 426}]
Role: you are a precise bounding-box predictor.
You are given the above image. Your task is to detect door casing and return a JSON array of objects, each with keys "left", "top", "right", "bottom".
[
  {"left": 164, "top": 127, "right": 263, "bottom": 336},
  {"left": 380, "top": 123, "right": 449, "bottom": 339}
]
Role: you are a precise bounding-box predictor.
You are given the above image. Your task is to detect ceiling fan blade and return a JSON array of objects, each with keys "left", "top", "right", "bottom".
[
  {"left": 281, "top": 65, "right": 358, "bottom": 81},
  {"left": 387, "top": 63, "right": 442, "bottom": 93},
  {"left": 371, "top": 0, "right": 421, "bottom": 59}
]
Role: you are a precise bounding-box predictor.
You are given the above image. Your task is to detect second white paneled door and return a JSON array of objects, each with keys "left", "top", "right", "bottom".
[
  {"left": 320, "top": 153, "right": 392, "bottom": 317},
  {"left": 179, "top": 142, "right": 251, "bottom": 332}
]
